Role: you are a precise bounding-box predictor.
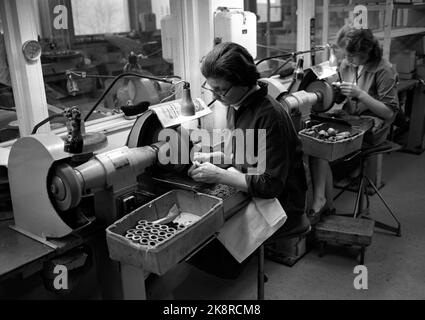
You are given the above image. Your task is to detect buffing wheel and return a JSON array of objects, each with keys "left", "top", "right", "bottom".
[
  {"left": 305, "top": 80, "right": 336, "bottom": 113},
  {"left": 127, "top": 110, "right": 191, "bottom": 173},
  {"left": 51, "top": 164, "right": 82, "bottom": 212}
]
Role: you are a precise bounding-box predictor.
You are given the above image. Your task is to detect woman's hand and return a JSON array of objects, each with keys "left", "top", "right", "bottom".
[
  {"left": 188, "top": 162, "right": 225, "bottom": 184},
  {"left": 339, "top": 82, "right": 364, "bottom": 99},
  {"left": 193, "top": 152, "right": 212, "bottom": 164}
]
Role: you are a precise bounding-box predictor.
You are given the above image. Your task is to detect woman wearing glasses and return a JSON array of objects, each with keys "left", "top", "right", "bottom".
[
  {"left": 308, "top": 26, "right": 399, "bottom": 221},
  {"left": 187, "top": 42, "right": 309, "bottom": 278}
]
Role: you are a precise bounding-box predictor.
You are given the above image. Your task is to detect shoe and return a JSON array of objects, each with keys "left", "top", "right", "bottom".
[
  {"left": 307, "top": 204, "right": 334, "bottom": 224},
  {"left": 307, "top": 208, "right": 321, "bottom": 225}
]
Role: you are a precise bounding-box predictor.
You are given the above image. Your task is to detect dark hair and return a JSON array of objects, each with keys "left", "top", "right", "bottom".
[
  {"left": 201, "top": 42, "right": 260, "bottom": 86},
  {"left": 336, "top": 26, "right": 383, "bottom": 63}
]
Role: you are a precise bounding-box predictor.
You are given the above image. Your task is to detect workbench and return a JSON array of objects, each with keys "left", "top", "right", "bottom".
[
  {"left": 0, "top": 179, "right": 250, "bottom": 300},
  {"left": 0, "top": 215, "right": 122, "bottom": 299}
]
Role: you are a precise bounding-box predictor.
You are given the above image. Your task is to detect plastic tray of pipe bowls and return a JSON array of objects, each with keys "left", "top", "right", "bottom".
[
  {"left": 299, "top": 122, "right": 365, "bottom": 161},
  {"left": 106, "top": 189, "right": 224, "bottom": 275}
]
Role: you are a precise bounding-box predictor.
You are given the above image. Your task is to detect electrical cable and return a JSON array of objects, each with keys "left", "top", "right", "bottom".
[
  {"left": 268, "top": 57, "right": 294, "bottom": 78},
  {"left": 31, "top": 113, "right": 65, "bottom": 135},
  {"left": 84, "top": 72, "right": 176, "bottom": 122},
  {"left": 255, "top": 53, "right": 293, "bottom": 66},
  {"left": 256, "top": 44, "right": 292, "bottom": 54}
]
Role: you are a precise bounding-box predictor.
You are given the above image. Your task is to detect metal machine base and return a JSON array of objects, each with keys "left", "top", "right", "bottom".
[{"left": 9, "top": 225, "right": 59, "bottom": 250}]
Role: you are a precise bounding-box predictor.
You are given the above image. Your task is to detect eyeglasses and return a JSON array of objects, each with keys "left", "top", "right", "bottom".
[{"left": 201, "top": 81, "right": 232, "bottom": 98}]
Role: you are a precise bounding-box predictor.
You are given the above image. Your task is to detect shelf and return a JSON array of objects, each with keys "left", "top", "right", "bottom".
[
  {"left": 316, "top": 4, "right": 386, "bottom": 14},
  {"left": 326, "top": 27, "right": 425, "bottom": 43},
  {"left": 374, "top": 27, "right": 425, "bottom": 39},
  {"left": 394, "top": 2, "right": 425, "bottom": 10}
]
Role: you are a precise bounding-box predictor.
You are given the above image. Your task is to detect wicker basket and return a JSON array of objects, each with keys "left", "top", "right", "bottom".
[
  {"left": 299, "top": 123, "right": 365, "bottom": 161},
  {"left": 106, "top": 190, "right": 224, "bottom": 275}
]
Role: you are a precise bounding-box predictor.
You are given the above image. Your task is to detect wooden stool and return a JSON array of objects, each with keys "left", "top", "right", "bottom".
[
  {"left": 264, "top": 228, "right": 311, "bottom": 267},
  {"left": 315, "top": 216, "right": 375, "bottom": 264}
]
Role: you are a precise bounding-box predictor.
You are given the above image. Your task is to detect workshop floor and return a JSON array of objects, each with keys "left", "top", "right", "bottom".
[{"left": 172, "top": 149, "right": 425, "bottom": 300}]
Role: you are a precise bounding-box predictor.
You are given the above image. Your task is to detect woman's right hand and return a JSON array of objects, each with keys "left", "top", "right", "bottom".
[
  {"left": 188, "top": 160, "right": 201, "bottom": 177},
  {"left": 193, "top": 152, "right": 212, "bottom": 164}
]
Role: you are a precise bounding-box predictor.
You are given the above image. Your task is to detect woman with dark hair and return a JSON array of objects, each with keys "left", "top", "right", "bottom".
[
  {"left": 187, "top": 42, "right": 309, "bottom": 278},
  {"left": 308, "top": 26, "right": 399, "bottom": 219}
]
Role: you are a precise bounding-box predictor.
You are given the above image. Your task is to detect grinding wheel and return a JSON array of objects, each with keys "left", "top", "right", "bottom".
[
  {"left": 127, "top": 110, "right": 190, "bottom": 173},
  {"left": 305, "top": 80, "right": 335, "bottom": 113},
  {"left": 51, "top": 164, "right": 82, "bottom": 212}
]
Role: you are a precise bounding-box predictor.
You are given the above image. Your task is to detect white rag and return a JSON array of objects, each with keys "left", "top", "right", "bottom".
[{"left": 217, "top": 197, "right": 287, "bottom": 263}]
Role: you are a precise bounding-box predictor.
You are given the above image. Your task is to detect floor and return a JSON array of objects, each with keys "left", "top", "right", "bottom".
[{"left": 172, "top": 149, "right": 425, "bottom": 300}]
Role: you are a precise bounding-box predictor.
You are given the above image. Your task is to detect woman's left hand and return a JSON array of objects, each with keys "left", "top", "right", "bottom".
[
  {"left": 189, "top": 162, "right": 224, "bottom": 184},
  {"left": 339, "top": 82, "right": 363, "bottom": 99}
]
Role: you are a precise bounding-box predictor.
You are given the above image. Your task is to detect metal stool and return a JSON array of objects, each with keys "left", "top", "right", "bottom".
[{"left": 334, "top": 140, "right": 402, "bottom": 236}]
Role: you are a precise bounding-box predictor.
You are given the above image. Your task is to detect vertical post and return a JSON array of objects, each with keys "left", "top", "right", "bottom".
[
  {"left": 266, "top": 0, "right": 271, "bottom": 58},
  {"left": 383, "top": 0, "right": 393, "bottom": 61},
  {"left": 0, "top": 0, "right": 49, "bottom": 136},
  {"left": 323, "top": 0, "right": 329, "bottom": 45},
  {"left": 297, "top": 0, "right": 315, "bottom": 67},
  {"left": 257, "top": 244, "right": 265, "bottom": 300},
  {"left": 120, "top": 263, "right": 147, "bottom": 300}
]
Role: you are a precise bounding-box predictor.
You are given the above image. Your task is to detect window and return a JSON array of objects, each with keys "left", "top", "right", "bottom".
[
  {"left": 151, "top": 0, "right": 171, "bottom": 30},
  {"left": 39, "top": 0, "right": 173, "bottom": 130},
  {"left": 257, "top": 0, "right": 282, "bottom": 23},
  {"left": 253, "top": 0, "right": 298, "bottom": 59},
  {"left": 71, "top": 0, "right": 131, "bottom": 36},
  {"left": 245, "top": 0, "right": 298, "bottom": 76},
  {"left": 0, "top": 19, "right": 18, "bottom": 143},
  {"left": 314, "top": 0, "right": 389, "bottom": 49}
]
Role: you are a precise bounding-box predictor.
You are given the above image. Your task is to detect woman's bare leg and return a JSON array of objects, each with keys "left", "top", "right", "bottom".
[
  {"left": 325, "top": 164, "right": 334, "bottom": 210},
  {"left": 309, "top": 157, "right": 330, "bottom": 213}
]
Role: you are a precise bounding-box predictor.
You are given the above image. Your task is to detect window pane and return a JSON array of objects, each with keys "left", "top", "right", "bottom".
[
  {"left": 0, "top": 21, "right": 19, "bottom": 143},
  {"left": 257, "top": 0, "right": 282, "bottom": 23},
  {"left": 314, "top": 1, "right": 387, "bottom": 50},
  {"left": 40, "top": 0, "right": 174, "bottom": 129},
  {"left": 152, "top": 0, "right": 171, "bottom": 30},
  {"left": 249, "top": 0, "right": 297, "bottom": 76},
  {"left": 72, "top": 0, "right": 131, "bottom": 36}
]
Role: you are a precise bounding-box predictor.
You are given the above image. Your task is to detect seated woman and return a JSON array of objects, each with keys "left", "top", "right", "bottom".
[
  {"left": 309, "top": 26, "right": 399, "bottom": 219},
  {"left": 187, "top": 42, "right": 310, "bottom": 278}
]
